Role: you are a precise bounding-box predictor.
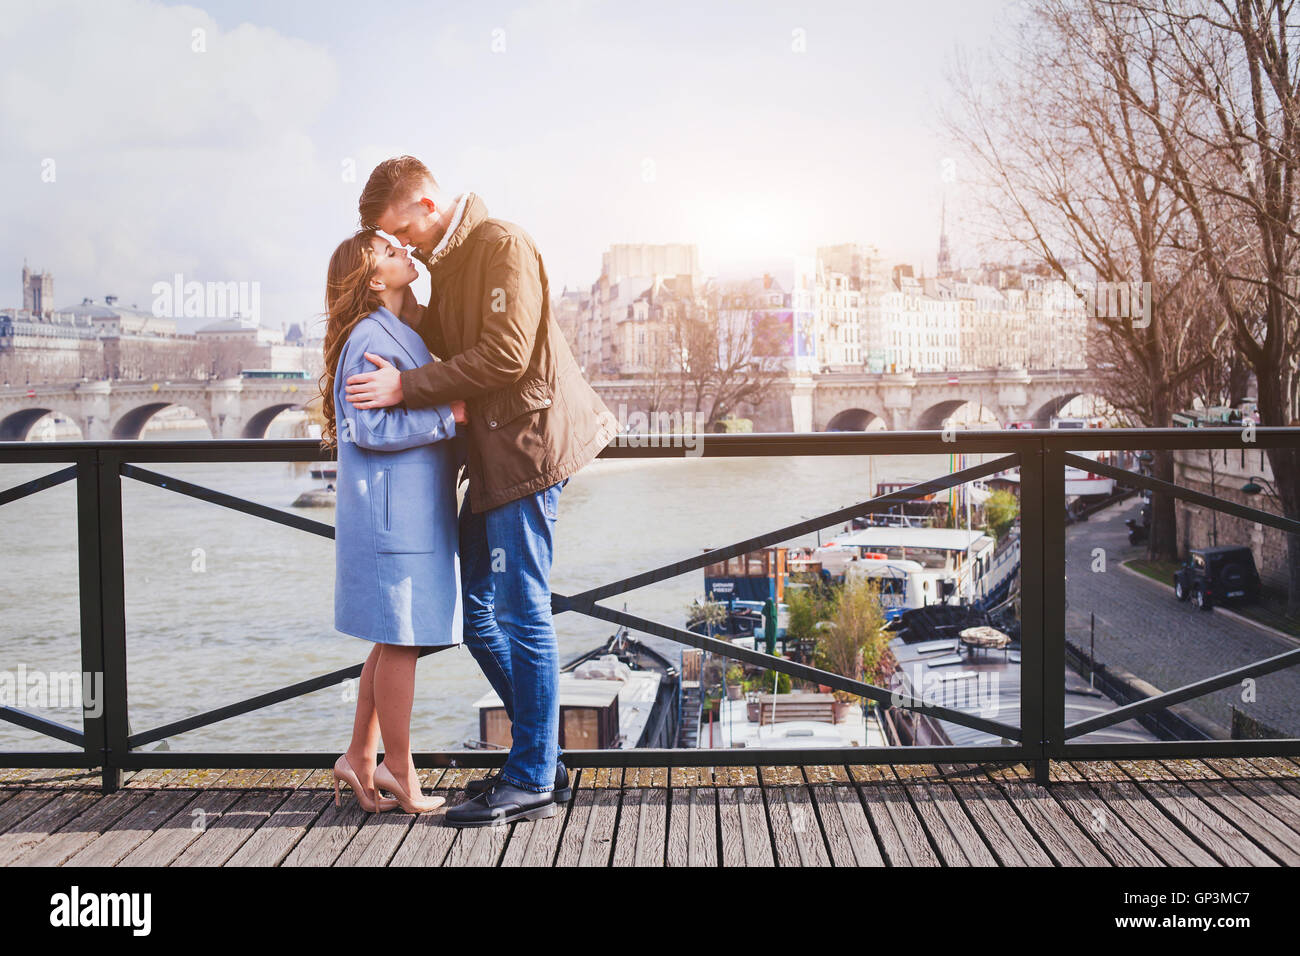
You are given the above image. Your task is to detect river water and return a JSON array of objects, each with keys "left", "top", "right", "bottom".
[{"left": 0, "top": 424, "right": 989, "bottom": 753}]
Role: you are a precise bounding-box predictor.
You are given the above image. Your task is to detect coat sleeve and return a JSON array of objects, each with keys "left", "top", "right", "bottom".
[
  {"left": 336, "top": 334, "right": 456, "bottom": 452},
  {"left": 397, "top": 232, "right": 543, "bottom": 407}
]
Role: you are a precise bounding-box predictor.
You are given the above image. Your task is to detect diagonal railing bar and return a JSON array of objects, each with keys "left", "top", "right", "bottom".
[
  {"left": 563, "top": 598, "right": 1022, "bottom": 740},
  {"left": 127, "top": 644, "right": 451, "bottom": 748},
  {"left": 1065, "top": 453, "right": 1300, "bottom": 537},
  {"left": 121, "top": 464, "right": 335, "bottom": 539},
  {"left": 559, "top": 453, "right": 1019, "bottom": 607},
  {"left": 0, "top": 465, "right": 78, "bottom": 509},
  {"left": 1064, "top": 644, "right": 1300, "bottom": 739},
  {"left": 0, "top": 705, "right": 84, "bottom": 747}
]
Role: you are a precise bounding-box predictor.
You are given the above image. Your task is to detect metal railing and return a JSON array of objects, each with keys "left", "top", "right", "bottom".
[{"left": 1, "top": 428, "right": 1298, "bottom": 791}]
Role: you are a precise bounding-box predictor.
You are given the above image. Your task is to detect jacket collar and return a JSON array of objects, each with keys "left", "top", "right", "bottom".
[
  {"left": 369, "top": 306, "right": 425, "bottom": 368},
  {"left": 419, "top": 192, "right": 488, "bottom": 274}
]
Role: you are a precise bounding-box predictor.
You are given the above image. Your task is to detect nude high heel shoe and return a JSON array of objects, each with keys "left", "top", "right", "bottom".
[
  {"left": 373, "top": 761, "right": 446, "bottom": 814},
  {"left": 333, "top": 755, "right": 398, "bottom": 813}
]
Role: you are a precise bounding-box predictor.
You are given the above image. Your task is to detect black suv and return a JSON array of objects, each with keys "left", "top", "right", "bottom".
[{"left": 1173, "top": 546, "right": 1262, "bottom": 610}]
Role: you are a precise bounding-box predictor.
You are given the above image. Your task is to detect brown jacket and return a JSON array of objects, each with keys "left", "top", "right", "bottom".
[{"left": 398, "top": 193, "right": 617, "bottom": 513}]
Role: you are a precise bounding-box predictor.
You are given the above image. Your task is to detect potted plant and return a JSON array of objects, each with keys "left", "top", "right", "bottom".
[
  {"left": 725, "top": 664, "right": 745, "bottom": 700},
  {"left": 831, "top": 691, "right": 854, "bottom": 724}
]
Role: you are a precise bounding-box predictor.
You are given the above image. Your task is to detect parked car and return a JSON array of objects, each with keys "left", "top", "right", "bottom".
[{"left": 1173, "top": 545, "right": 1262, "bottom": 610}]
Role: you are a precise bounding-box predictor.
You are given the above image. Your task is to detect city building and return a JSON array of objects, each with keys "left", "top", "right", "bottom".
[{"left": 1, "top": 265, "right": 322, "bottom": 383}]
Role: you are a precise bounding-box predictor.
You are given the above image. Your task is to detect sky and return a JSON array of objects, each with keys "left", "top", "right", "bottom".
[{"left": 1, "top": 0, "right": 1013, "bottom": 335}]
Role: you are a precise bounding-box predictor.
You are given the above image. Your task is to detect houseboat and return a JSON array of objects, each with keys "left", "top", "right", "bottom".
[{"left": 470, "top": 628, "right": 680, "bottom": 751}]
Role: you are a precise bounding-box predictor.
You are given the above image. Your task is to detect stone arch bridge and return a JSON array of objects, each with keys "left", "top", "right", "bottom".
[
  {"left": 0, "top": 368, "right": 1102, "bottom": 440},
  {"left": 0, "top": 378, "right": 317, "bottom": 440},
  {"left": 591, "top": 368, "right": 1103, "bottom": 432}
]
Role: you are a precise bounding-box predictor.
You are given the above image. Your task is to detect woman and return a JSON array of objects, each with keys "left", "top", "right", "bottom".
[{"left": 319, "top": 229, "right": 466, "bottom": 814}]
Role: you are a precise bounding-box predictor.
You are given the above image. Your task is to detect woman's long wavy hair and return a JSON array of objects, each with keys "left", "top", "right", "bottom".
[{"left": 319, "top": 230, "right": 383, "bottom": 449}]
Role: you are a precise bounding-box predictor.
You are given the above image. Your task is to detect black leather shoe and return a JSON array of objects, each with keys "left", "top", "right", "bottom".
[
  {"left": 465, "top": 764, "right": 571, "bottom": 803},
  {"left": 445, "top": 782, "right": 558, "bottom": 828}
]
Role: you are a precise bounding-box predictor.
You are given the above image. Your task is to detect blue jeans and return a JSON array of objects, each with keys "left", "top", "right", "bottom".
[{"left": 459, "top": 479, "right": 566, "bottom": 792}]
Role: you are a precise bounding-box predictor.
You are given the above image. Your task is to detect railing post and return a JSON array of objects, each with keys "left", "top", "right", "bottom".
[
  {"left": 1017, "top": 443, "right": 1047, "bottom": 783},
  {"left": 94, "top": 448, "right": 130, "bottom": 792},
  {"left": 75, "top": 450, "right": 112, "bottom": 789},
  {"left": 1039, "top": 443, "right": 1069, "bottom": 785}
]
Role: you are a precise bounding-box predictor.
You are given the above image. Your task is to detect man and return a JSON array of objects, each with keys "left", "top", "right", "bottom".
[{"left": 346, "top": 156, "right": 617, "bottom": 827}]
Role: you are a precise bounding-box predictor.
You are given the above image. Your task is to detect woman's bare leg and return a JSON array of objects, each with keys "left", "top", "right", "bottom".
[
  {"left": 344, "top": 643, "right": 383, "bottom": 793},
  {"left": 374, "top": 644, "right": 422, "bottom": 793}
]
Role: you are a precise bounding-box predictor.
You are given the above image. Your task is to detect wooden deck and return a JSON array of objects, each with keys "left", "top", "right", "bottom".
[{"left": 1, "top": 759, "right": 1298, "bottom": 866}]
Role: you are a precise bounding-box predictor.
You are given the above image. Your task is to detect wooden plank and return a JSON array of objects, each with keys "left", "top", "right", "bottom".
[
  {"left": 61, "top": 788, "right": 195, "bottom": 866},
  {"left": 883, "top": 765, "right": 973, "bottom": 865},
  {"left": 1114, "top": 760, "right": 1277, "bottom": 867},
  {"left": 335, "top": 809, "right": 419, "bottom": 867},
  {"left": 937, "top": 764, "right": 1054, "bottom": 867},
  {"left": 579, "top": 788, "right": 620, "bottom": 866},
  {"left": 0, "top": 791, "right": 103, "bottom": 865},
  {"left": 762, "top": 766, "right": 830, "bottom": 867},
  {"left": 717, "top": 785, "right": 775, "bottom": 867},
  {"left": 225, "top": 789, "right": 332, "bottom": 867},
  {"left": 893, "top": 764, "right": 998, "bottom": 866},
  {"left": 556, "top": 786, "right": 598, "bottom": 867},
  {"left": 0, "top": 789, "right": 59, "bottom": 836},
  {"left": 388, "top": 768, "right": 471, "bottom": 868},
  {"left": 848, "top": 765, "right": 939, "bottom": 866},
  {"left": 1204, "top": 758, "right": 1300, "bottom": 843},
  {"left": 10, "top": 789, "right": 149, "bottom": 866},
  {"left": 169, "top": 789, "right": 292, "bottom": 867},
  {"left": 1068, "top": 762, "right": 1217, "bottom": 867},
  {"left": 434, "top": 768, "right": 505, "bottom": 868},
  {"left": 809, "top": 782, "right": 885, "bottom": 867},
  {"left": 117, "top": 785, "right": 245, "bottom": 867},
  {"left": 499, "top": 798, "right": 568, "bottom": 867},
  {"left": 983, "top": 764, "right": 1109, "bottom": 866},
  {"left": 1159, "top": 760, "right": 1300, "bottom": 866},
  {"left": 280, "top": 797, "right": 373, "bottom": 866},
  {"left": 611, "top": 787, "right": 666, "bottom": 867},
  {"left": 666, "top": 787, "right": 717, "bottom": 867}
]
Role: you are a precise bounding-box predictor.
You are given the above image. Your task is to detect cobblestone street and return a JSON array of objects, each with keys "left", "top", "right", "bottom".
[{"left": 1064, "top": 498, "right": 1300, "bottom": 737}]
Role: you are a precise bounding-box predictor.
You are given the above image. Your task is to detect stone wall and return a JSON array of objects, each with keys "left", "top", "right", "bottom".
[{"left": 1173, "top": 445, "right": 1289, "bottom": 591}]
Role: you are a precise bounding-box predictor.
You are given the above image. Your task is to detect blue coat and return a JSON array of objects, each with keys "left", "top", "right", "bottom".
[{"left": 333, "top": 306, "right": 462, "bottom": 646}]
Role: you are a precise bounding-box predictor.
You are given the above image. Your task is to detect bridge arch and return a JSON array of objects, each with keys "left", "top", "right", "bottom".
[
  {"left": 0, "top": 407, "right": 82, "bottom": 441},
  {"left": 241, "top": 402, "right": 307, "bottom": 439},
  {"left": 111, "top": 402, "right": 214, "bottom": 440},
  {"left": 1028, "top": 391, "right": 1116, "bottom": 426},
  {"left": 913, "top": 399, "right": 1002, "bottom": 431},
  {"left": 824, "top": 407, "right": 887, "bottom": 431}
]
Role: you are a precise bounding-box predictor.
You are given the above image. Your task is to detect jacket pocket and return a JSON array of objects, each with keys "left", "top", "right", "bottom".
[{"left": 480, "top": 377, "right": 553, "bottom": 431}]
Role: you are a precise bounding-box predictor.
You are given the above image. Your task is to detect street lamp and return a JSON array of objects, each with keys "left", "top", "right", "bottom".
[{"left": 1240, "top": 475, "right": 1280, "bottom": 504}]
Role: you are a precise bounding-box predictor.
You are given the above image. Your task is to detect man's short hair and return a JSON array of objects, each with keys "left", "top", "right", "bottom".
[{"left": 358, "top": 156, "right": 437, "bottom": 228}]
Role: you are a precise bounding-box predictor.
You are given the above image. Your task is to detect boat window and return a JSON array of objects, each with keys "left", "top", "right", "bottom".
[
  {"left": 481, "top": 708, "right": 513, "bottom": 750},
  {"left": 563, "top": 708, "right": 603, "bottom": 750}
]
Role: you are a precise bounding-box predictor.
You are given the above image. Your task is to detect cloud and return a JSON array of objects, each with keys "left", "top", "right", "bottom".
[{"left": 0, "top": 0, "right": 340, "bottom": 331}]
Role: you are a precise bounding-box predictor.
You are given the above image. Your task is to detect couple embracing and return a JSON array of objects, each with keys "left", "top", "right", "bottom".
[{"left": 318, "top": 156, "right": 617, "bottom": 827}]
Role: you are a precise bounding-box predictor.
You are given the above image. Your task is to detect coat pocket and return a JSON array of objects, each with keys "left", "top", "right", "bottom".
[{"left": 373, "top": 461, "right": 442, "bottom": 553}]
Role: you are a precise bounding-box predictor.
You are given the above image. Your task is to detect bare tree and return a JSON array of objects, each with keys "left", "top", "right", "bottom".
[
  {"left": 1103, "top": 0, "right": 1300, "bottom": 609},
  {"left": 945, "top": 0, "right": 1225, "bottom": 559}
]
